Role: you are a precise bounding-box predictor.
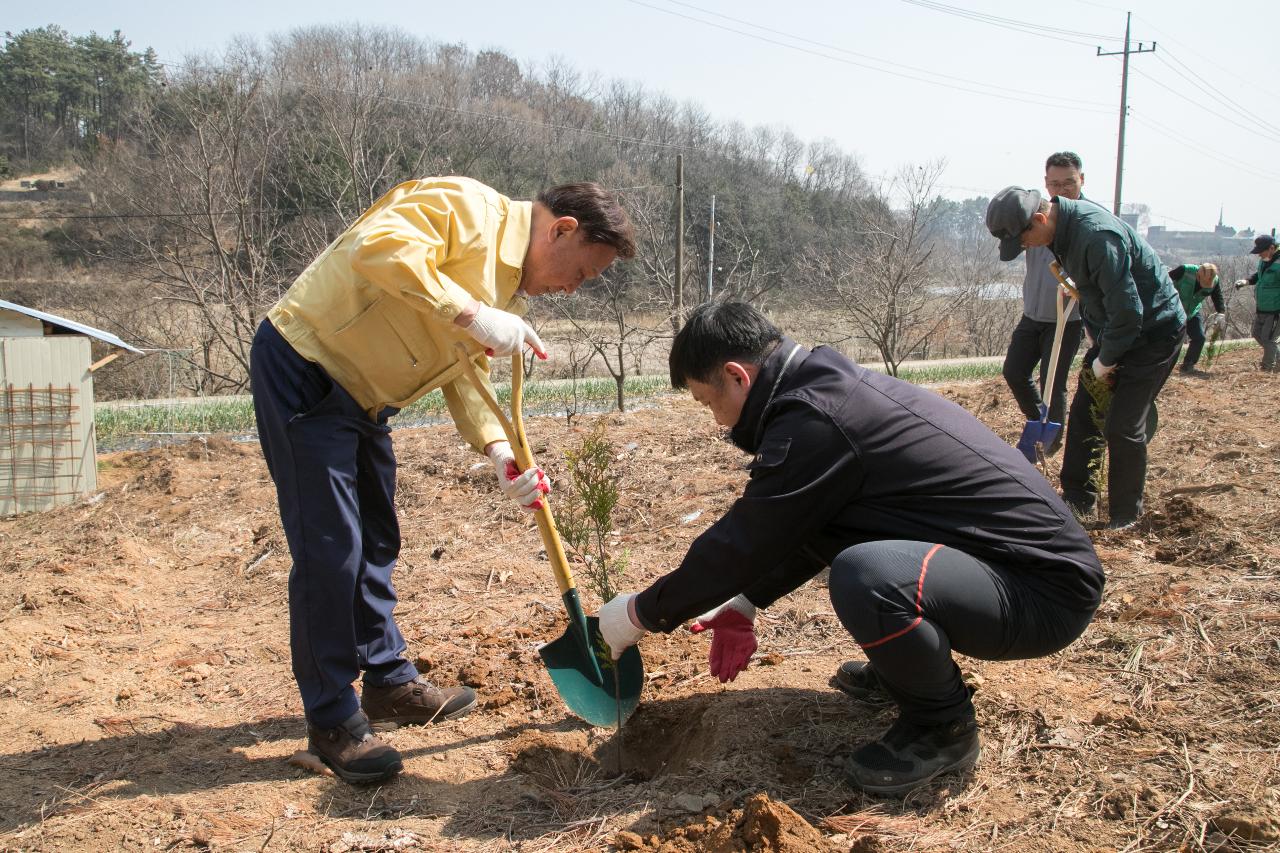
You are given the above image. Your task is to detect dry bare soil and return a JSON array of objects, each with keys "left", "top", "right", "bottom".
[{"left": 2, "top": 349, "right": 1278, "bottom": 852}]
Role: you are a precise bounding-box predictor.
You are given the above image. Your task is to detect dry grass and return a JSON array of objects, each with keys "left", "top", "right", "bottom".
[{"left": 0, "top": 349, "right": 1277, "bottom": 851}]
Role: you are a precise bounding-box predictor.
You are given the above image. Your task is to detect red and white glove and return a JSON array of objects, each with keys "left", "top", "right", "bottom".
[
  {"left": 462, "top": 304, "right": 547, "bottom": 358},
  {"left": 485, "top": 441, "right": 549, "bottom": 511},
  {"left": 689, "top": 594, "right": 758, "bottom": 683}
]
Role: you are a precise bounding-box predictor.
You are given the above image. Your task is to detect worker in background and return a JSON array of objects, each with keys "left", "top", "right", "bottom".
[
  {"left": 1235, "top": 235, "right": 1280, "bottom": 372},
  {"left": 1169, "top": 262, "right": 1225, "bottom": 376}
]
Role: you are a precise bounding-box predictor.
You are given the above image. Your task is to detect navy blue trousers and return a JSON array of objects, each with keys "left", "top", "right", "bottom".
[
  {"left": 250, "top": 319, "right": 417, "bottom": 728},
  {"left": 829, "top": 541, "right": 1096, "bottom": 725}
]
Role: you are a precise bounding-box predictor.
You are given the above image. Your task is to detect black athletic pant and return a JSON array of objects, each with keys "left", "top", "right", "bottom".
[
  {"left": 1060, "top": 325, "right": 1183, "bottom": 522},
  {"left": 1002, "top": 315, "right": 1084, "bottom": 426},
  {"left": 828, "top": 541, "right": 1096, "bottom": 725}
]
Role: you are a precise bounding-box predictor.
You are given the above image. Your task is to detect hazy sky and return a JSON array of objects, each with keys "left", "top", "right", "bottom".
[{"left": 14, "top": 1, "right": 1277, "bottom": 236}]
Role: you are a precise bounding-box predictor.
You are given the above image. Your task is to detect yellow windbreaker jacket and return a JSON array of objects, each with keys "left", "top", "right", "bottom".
[{"left": 267, "top": 176, "right": 531, "bottom": 452}]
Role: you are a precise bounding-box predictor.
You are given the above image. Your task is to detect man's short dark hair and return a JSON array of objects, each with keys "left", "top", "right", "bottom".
[
  {"left": 537, "top": 183, "right": 637, "bottom": 259},
  {"left": 669, "top": 301, "right": 782, "bottom": 389},
  {"left": 1045, "top": 151, "right": 1083, "bottom": 172}
]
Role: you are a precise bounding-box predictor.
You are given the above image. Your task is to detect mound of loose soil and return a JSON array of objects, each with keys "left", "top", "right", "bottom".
[{"left": 613, "top": 793, "right": 834, "bottom": 852}]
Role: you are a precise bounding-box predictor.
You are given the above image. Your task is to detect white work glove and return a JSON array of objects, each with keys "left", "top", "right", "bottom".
[
  {"left": 598, "top": 593, "right": 646, "bottom": 660},
  {"left": 1091, "top": 357, "right": 1116, "bottom": 385},
  {"left": 689, "top": 594, "right": 758, "bottom": 683},
  {"left": 485, "top": 440, "right": 549, "bottom": 511},
  {"left": 462, "top": 304, "right": 547, "bottom": 358},
  {"left": 1234, "top": 279, "right": 1249, "bottom": 290},
  {"left": 1211, "top": 313, "right": 1227, "bottom": 334}
]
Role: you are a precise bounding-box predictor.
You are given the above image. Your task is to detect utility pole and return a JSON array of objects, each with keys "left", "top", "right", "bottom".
[
  {"left": 1097, "top": 12, "right": 1155, "bottom": 216},
  {"left": 674, "top": 154, "right": 684, "bottom": 331},
  {"left": 706, "top": 194, "right": 716, "bottom": 301}
]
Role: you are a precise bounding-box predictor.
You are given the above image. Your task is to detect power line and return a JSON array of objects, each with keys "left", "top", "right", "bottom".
[
  {"left": 624, "top": 0, "right": 1113, "bottom": 115},
  {"left": 1128, "top": 111, "right": 1280, "bottom": 184},
  {"left": 1129, "top": 66, "right": 1280, "bottom": 146},
  {"left": 0, "top": 185, "right": 675, "bottom": 221},
  {"left": 1133, "top": 12, "right": 1280, "bottom": 105},
  {"left": 1144, "top": 211, "right": 1216, "bottom": 231},
  {"left": 898, "top": 0, "right": 1122, "bottom": 46},
  {"left": 657, "top": 0, "right": 1113, "bottom": 109},
  {"left": 1151, "top": 50, "right": 1280, "bottom": 140}
]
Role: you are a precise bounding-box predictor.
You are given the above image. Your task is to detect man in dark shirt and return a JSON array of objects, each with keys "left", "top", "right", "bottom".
[
  {"left": 986, "top": 187, "right": 1185, "bottom": 529},
  {"left": 597, "top": 302, "right": 1104, "bottom": 795}
]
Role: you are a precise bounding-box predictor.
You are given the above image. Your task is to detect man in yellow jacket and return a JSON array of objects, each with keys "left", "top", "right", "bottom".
[{"left": 249, "top": 177, "right": 635, "bottom": 783}]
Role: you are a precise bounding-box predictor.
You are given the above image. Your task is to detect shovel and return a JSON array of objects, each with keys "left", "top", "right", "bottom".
[
  {"left": 455, "top": 345, "right": 643, "bottom": 728},
  {"left": 1016, "top": 263, "right": 1078, "bottom": 464}
]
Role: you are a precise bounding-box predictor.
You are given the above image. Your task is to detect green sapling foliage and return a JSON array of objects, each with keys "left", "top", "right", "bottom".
[{"left": 558, "top": 424, "right": 628, "bottom": 604}]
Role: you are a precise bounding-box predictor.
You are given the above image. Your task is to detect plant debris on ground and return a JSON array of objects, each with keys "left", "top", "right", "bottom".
[{"left": 1, "top": 349, "right": 1277, "bottom": 851}]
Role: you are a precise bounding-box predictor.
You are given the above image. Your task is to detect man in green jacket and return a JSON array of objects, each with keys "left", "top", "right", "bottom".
[
  {"left": 986, "top": 187, "right": 1185, "bottom": 529},
  {"left": 1235, "top": 235, "right": 1280, "bottom": 371},
  {"left": 1169, "top": 262, "right": 1225, "bottom": 376}
]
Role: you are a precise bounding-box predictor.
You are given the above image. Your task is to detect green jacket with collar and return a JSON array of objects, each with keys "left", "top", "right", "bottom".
[
  {"left": 1050, "top": 197, "right": 1186, "bottom": 365},
  {"left": 1247, "top": 257, "right": 1280, "bottom": 313}
]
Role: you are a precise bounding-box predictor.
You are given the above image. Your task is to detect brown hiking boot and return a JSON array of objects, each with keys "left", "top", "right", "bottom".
[
  {"left": 361, "top": 676, "right": 477, "bottom": 731},
  {"left": 307, "top": 710, "right": 403, "bottom": 784}
]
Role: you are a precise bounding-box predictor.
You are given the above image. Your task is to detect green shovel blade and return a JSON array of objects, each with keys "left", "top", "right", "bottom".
[{"left": 538, "top": 603, "right": 643, "bottom": 728}]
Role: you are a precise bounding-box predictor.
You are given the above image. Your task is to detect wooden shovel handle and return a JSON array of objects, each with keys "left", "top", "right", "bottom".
[
  {"left": 453, "top": 344, "right": 577, "bottom": 597},
  {"left": 1049, "top": 261, "right": 1080, "bottom": 300},
  {"left": 1042, "top": 261, "right": 1083, "bottom": 419}
]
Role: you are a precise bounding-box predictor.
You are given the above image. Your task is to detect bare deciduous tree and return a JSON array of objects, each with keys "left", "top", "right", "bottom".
[
  {"left": 814, "top": 161, "right": 968, "bottom": 375},
  {"left": 84, "top": 56, "right": 298, "bottom": 393},
  {"left": 550, "top": 272, "right": 668, "bottom": 412}
]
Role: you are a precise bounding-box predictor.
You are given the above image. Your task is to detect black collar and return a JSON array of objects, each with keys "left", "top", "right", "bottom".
[{"left": 729, "top": 337, "right": 808, "bottom": 453}]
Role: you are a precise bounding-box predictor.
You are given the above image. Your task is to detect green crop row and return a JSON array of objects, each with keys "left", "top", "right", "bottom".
[{"left": 93, "top": 340, "right": 1259, "bottom": 450}]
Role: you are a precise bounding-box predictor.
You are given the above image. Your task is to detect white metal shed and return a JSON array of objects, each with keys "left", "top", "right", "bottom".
[{"left": 0, "top": 299, "right": 141, "bottom": 516}]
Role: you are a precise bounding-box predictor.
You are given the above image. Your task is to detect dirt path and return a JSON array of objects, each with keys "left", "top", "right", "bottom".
[{"left": 1, "top": 349, "right": 1278, "bottom": 852}]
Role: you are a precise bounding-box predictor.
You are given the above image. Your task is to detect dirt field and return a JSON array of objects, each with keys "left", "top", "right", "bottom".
[{"left": 2, "top": 348, "right": 1278, "bottom": 852}]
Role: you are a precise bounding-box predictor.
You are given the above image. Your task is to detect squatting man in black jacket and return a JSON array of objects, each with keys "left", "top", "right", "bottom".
[{"left": 596, "top": 302, "right": 1105, "bottom": 795}]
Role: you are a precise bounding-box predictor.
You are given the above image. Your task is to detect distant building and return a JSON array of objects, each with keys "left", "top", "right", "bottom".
[{"left": 1145, "top": 209, "right": 1263, "bottom": 260}]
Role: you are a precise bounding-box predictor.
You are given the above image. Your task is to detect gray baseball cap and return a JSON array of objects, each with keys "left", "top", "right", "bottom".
[{"left": 986, "top": 186, "right": 1043, "bottom": 261}]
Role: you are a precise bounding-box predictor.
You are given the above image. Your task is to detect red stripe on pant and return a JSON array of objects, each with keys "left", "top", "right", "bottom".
[{"left": 858, "top": 543, "right": 943, "bottom": 650}]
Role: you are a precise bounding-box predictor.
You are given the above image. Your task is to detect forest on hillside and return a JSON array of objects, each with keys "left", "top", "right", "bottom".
[{"left": 0, "top": 24, "right": 1259, "bottom": 400}]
